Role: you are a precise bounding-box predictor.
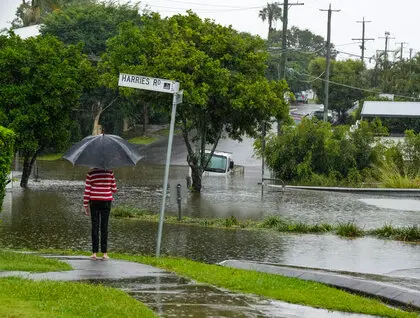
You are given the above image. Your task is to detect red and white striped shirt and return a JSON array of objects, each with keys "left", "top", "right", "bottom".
[{"left": 83, "top": 169, "right": 117, "bottom": 207}]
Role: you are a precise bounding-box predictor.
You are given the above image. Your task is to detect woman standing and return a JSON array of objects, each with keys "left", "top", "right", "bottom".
[{"left": 83, "top": 168, "right": 117, "bottom": 260}]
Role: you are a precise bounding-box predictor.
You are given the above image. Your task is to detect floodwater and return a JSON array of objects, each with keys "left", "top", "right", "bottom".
[{"left": 2, "top": 133, "right": 420, "bottom": 276}]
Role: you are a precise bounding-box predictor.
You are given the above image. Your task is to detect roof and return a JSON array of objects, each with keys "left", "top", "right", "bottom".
[
  {"left": 361, "top": 101, "right": 420, "bottom": 118},
  {"left": 1, "top": 25, "right": 41, "bottom": 39}
]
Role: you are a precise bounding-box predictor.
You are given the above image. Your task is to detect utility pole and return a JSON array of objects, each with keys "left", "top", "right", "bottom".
[
  {"left": 352, "top": 17, "right": 374, "bottom": 61},
  {"left": 320, "top": 4, "right": 340, "bottom": 122},
  {"left": 396, "top": 42, "right": 408, "bottom": 61},
  {"left": 278, "top": 1, "right": 304, "bottom": 80},
  {"left": 379, "top": 31, "right": 394, "bottom": 68},
  {"left": 409, "top": 48, "right": 413, "bottom": 60}
]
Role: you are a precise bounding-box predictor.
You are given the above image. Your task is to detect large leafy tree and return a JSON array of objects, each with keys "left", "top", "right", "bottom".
[
  {"left": 41, "top": 1, "right": 143, "bottom": 57},
  {"left": 0, "top": 33, "right": 91, "bottom": 187},
  {"left": 41, "top": 1, "right": 145, "bottom": 136},
  {"left": 309, "top": 58, "right": 366, "bottom": 122},
  {"left": 100, "top": 12, "right": 290, "bottom": 192},
  {"left": 259, "top": 2, "right": 282, "bottom": 42}
]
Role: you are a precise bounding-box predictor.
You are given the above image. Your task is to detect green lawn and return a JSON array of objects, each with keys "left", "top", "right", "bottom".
[
  {"left": 0, "top": 250, "right": 71, "bottom": 272},
  {"left": 37, "top": 153, "right": 63, "bottom": 161},
  {"left": 0, "top": 277, "right": 157, "bottom": 318},
  {"left": 0, "top": 250, "right": 156, "bottom": 318},
  {"left": 128, "top": 136, "right": 158, "bottom": 144}
]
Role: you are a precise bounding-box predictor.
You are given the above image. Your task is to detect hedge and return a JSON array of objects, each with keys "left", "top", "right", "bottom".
[{"left": 0, "top": 126, "right": 15, "bottom": 210}]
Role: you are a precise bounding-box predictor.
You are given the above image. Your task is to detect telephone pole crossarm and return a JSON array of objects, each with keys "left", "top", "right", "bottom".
[{"left": 352, "top": 17, "right": 374, "bottom": 61}]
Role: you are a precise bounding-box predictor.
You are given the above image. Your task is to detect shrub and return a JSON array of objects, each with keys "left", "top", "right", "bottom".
[{"left": 0, "top": 126, "right": 15, "bottom": 210}]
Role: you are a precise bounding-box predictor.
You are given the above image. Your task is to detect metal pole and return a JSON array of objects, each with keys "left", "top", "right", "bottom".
[
  {"left": 156, "top": 92, "right": 178, "bottom": 257},
  {"left": 261, "top": 122, "right": 266, "bottom": 196},
  {"left": 176, "top": 184, "right": 182, "bottom": 220}
]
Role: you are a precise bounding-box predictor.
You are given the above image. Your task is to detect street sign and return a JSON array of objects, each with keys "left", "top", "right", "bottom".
[
  {"left": 175, "top": 90, "right": 183, "bottom": 105},
  {"left": 118, "top": 73, "right": 179, "bottom": 94}
]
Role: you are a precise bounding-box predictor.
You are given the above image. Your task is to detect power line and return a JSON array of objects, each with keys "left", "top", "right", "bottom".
[
  {"left": 278, "top": 1, "right": 305, "bottom": 81},
  {"left": 290, "top": 68, "right": 419, "bottom": 100}
]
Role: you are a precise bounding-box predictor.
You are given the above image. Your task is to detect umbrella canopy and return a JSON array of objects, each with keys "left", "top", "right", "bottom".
[{"left": 63, "top": 134, "right": 143, "bottom": 170}]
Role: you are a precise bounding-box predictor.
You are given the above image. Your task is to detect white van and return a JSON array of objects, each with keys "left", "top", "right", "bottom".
[{"left": 203, "top": 150, "right": 235, "bottom": 176}]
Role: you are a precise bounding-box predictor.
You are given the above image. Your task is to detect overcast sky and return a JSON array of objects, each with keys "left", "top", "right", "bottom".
[{"left": 0, "top": 0, "right": 416, "bottom": 67}]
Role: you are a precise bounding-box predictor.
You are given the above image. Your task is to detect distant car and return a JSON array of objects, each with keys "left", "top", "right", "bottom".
[
  {"left": 308, "top": 110, "right": 334, "bottom": 122},
  {"left": 294, "top": 92, "right": 308, "bottom": 104}
]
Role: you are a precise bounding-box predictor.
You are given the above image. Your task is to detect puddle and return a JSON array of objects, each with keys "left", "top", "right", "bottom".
[{"left": 360, "top": 198, "right": 420, "bottom": 211}]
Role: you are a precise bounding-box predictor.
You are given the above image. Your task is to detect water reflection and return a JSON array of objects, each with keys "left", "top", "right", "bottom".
[{"left": 2, "top": 160, "right": 420, "bottom": 275}]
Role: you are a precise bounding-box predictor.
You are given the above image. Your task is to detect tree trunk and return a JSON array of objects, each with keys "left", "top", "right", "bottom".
[
  {"left": 123, "top": 118, "right": 129, "bottom": 132},
  {"left": 20, "top": 152, "right": 38, "bottom": 188},
  {"left": 190, "top": 165, "right": 203, "bottom": 192},
  {"left": 92, "top": 101, "right": 103, "bottom": 135}
]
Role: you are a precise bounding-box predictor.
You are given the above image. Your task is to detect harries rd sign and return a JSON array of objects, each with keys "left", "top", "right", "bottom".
[{"left": 118, "top": 73, "right": 179, "bottom": 94}]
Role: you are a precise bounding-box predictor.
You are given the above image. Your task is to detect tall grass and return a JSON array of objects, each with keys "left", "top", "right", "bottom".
[
  {"left": 336, "top": 222, "right": 364, "bottom": 238},
  {"left": 378, "top": 163, "right": 420, "bottom": 188}
]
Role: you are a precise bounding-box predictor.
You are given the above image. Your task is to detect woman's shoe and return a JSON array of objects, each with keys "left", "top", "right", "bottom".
[
  {"left": 102, "top": 254, "right": 110, "bottom": 260},
  {"left": 89, "top": 254, "right": 97, "bottom": 260}
]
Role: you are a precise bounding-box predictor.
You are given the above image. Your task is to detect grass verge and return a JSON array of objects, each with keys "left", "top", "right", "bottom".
[
  {"left": 37, "top": 153, "right": 63, "bottom": 161},
  {"left": 0, "top": 250, "right": 71, "bottom": 272},
  {"left": 109, "top": 254, "right": 419, "bottom": 318},
  {"left": 37, "top": 250, "right": 418, "bottom": 318},
  {"left": 0, "top": 277, "right": 157, "bottom": 318},
  {"left": 128, "top": 136, "right": 158, "bottom": 145}
]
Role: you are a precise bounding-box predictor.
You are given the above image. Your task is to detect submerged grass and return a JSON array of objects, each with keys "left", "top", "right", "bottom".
[
  {"left": 371, "top": 225, "right": 420, "bottom": 241},
  {"left": 111, "top": 206, "right": 420, "bottom": 242},
  {"left": 336, "top": 222, "right": 365, "bottom": 238},
  {"left": 0, "top": 277, "right": 157, "bottom": 318},
  {"left": 0, "top": 250, "right": 71, "bottom": 272}
]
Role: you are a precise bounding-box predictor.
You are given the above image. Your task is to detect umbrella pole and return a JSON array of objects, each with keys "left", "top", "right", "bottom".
[{"left": 156, "top": 93, "right": 178, "bottom": 257}]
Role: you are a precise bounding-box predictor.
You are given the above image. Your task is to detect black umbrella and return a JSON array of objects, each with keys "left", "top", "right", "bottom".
[{"left": 63, "top": 134, "right": 143, "bottom": 170}]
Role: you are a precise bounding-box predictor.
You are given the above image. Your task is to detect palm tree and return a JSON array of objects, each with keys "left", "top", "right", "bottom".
[{"left": 259, "top": 2, "right": 283, "bottom": 41}]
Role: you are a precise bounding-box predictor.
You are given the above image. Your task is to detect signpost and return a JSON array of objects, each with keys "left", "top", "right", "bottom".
[{"left": 119, "top": 73, "right": 181, "bottom": 257}]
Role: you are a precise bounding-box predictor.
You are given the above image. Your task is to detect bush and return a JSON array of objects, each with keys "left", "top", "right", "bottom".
[{"left": 0, "top": 126, "right": 15, "bottom": 210}]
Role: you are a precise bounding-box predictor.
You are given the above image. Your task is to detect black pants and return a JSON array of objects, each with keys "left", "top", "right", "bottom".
[{"left": 89, "top": 201, "right": 111, "bottom": 253}]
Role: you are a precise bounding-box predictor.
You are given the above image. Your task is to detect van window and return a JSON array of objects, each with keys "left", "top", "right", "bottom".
[{"left": 204, "top": 154, "right": 227, "bottom": 173}]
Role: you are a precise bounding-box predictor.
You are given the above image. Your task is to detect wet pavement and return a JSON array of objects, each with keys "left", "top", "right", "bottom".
[{"left": 0, "top": 255, "right": 378, "bottom": 317}]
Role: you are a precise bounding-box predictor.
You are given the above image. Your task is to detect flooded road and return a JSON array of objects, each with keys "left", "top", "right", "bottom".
[{"left": 2, "top": 133, "right": 420, "bottom": 277}]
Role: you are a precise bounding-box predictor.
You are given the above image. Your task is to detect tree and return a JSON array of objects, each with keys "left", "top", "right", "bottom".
[
  {"left": 309, "top": 58, "right": 365, "bottom": 122},
  {"left": 259, "top": 2, "right": 282, "bottom": 42},
  {"left": 0, "top": 126, "right": 15, "bottom": 208},
  {"left": 41, "top": 1, "right": 143, "bottom": 57},
  {"left": 100, "top": 12, "right": 290, "bottom": 192},
  {"left": 0, "top": 33, "right": 91, "bottom": 187},
  {"left": 41, "top": 1, "right": 146, "bottom": 136}
]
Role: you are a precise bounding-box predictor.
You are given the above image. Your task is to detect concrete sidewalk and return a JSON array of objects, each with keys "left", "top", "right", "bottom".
[
  {"left": 0, "top": 255, "right": 379, "bottom": 318},
  {"left": 220, "top": 260, "right": 420, "bottom": 310}
]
